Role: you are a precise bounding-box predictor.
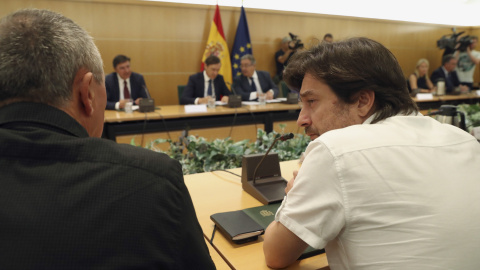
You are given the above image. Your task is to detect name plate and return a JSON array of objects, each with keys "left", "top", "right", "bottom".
[
  {"left": 184, "top": 104, "right": 207, "bottom": 113},
  {"left": 416, "top": 93, "right": 434, "bottom": 100}
]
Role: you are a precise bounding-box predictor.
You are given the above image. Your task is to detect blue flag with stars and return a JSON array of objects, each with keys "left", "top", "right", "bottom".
[{"left": 231, "top": 6, "right": 252, "bottom": 78}]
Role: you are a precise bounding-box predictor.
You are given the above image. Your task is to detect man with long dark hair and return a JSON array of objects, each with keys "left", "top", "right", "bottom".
[{"left": 263, "top": 37, "right": 480, "bottom": 269}]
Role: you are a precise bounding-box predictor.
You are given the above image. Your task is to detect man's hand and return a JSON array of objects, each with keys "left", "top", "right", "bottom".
[
  {"left": 266, "top": 90, "right": 274, "bottom": 100},
  {"left": 460, "top": 85, "right": 470, "bottom": 92},
  {"left": 135, "top": 98, "right": 142, "bottom": 105},
  {"left": 197, "top": 97, "right": 210, "bottom": 104},
  {"left": 285, "top": 170, "right": 298, "bottom": 194},
  {"left": 221, "top": 96, "right": 229, "bottom": 103},
  {"left": 118, "top": 99, "right": 128, "bottom": 109}
]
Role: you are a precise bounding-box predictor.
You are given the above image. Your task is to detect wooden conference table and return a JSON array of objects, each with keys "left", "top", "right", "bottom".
[
  {"left": 103, "top": 102, "right": 301, "bottom": 142},
  {"left": 103, "top": 93, "right": 480, "bottom": 146},
  {"left": 413, "top": 92, "right": 480, "bottom": 110},
  {"left": 184, "top": 160, "right": 330, "bottom": 270}
]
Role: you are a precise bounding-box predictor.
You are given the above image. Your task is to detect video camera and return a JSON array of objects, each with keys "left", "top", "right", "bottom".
[
  {"left": 437, "top": 28, "right": 474, "bottom": 52},
  {"left": 288, "top": 32, "right": 304, "bottom": 50}
]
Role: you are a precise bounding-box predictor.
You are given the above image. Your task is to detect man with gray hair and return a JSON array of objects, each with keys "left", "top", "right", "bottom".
[
  {"left": 0, "top": 9, "right": 215, "bottom": 269},
  {"left": 233, "top": 54, "right": 279, "bottom": 101}
]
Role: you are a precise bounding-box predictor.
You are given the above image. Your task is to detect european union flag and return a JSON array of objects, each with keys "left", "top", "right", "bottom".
[{"left": 231, "top": 6, "right": 252, "bottom": 78}]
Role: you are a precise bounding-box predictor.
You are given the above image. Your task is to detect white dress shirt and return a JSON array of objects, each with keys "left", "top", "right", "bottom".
[
  {"left": 275, "top": 113, "right": 480, "bottom": 269},
  {"left": 115, "top": 74, "right": 131, "bottom": 110},
  {"left": 195, "top": 71, "right": 216, "bottom": 105}
]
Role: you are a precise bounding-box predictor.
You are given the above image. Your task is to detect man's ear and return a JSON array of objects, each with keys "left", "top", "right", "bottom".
[
  {"left": 355, "top": 90, "right": 375, "bottom": 117},
  {"left": 79, "top": 71, "right": 95, "bottom": 116}
]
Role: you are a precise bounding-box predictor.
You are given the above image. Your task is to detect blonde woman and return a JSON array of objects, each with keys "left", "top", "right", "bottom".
[{"left": 408, "top": 58, "right": 434, "bottom": 93}]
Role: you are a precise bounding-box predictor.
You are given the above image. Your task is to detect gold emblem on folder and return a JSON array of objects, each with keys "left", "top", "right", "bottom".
[{"left": 260, "top": 210, "right": 274, "bottom": 217}]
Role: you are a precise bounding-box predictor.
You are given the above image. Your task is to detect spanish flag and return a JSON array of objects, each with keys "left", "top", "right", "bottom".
[{"left": 201, "top": 4, "right": 232, "bottom": 88}]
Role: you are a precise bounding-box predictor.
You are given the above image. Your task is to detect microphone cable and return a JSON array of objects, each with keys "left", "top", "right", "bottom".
[
  {"left": 228, "top": 108, "right": 238, "bottom": 138},
  {"left": 139, "top": 109, "right": 172, "bottom": 149},
  {"left": 241, "top": 106, "right": 258, "bottom": 137},
  {"left": 155, "top": 111, "right": 172, "bottom": 141},
  {"left": 213, "top": 169, "right": 241, "bottom": 178},
  {"left": 140, "top": 111, "right": 148, "bottom": 147}
]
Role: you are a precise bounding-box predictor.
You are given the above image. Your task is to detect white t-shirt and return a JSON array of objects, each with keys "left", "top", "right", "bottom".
[
  {"left": 275, "top": 113, "right": 480, "bottom": 270},
  {"left": 456, "top": 50, "right": 480, "bottom": 83}
]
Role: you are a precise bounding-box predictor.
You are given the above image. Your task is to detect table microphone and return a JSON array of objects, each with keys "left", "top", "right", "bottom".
[
  {"left": 252, "top": 133, "right": 294, "bottom": 185},
  {"left": 226, "top": 82, "right": 242, "bottom": 108},
  {"left": 139, "top": 85, "right": 155, "bottom": 112}
]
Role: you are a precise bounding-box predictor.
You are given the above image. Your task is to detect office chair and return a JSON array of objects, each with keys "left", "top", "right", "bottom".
[{"left": 177, "top": 85, "right": 186, "bottom": 103}]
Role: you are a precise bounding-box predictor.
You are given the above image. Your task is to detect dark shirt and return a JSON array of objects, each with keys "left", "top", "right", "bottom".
[
  {"left": 275, "top": 49, "right": 293, "bottom": 78},
  {"left": 409, "top": 74, "right": 429, "bottom": 91},
  {"left": 0, "top": 102, "right": 215, "bottom": 270}
]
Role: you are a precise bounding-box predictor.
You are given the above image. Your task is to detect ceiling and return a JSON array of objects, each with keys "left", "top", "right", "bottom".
[{"left": 143, "top": 0, "right": 480, "bottom": 26}]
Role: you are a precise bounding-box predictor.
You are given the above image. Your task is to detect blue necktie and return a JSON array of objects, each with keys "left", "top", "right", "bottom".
[
  {"left": 207, "top": 79, "right": 213, "bottom": 96},
  {"left": 445, "top": 73, "right": 453, "bottom": 91},
  {"left": 250, "top": 78, "right": 257, "bottom": 93}
]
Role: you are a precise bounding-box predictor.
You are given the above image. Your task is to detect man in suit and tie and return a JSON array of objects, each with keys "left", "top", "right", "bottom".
[
  {"left": 233, "top": 54, "right": 279, "bottom": 101},
  {"left": 105, "top": 55, "right": 148, "bottom": 110},
  {"left": 180, "top": 55, "right": 230, "bottom": 105},
  {"left": 431, "top": 54, "right": 468, "bottom": 93}
]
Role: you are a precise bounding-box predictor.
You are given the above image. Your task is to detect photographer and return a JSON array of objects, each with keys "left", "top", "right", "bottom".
[
  {"left": 274, "top": 36, "right": 294, "bottom": 83},
  {"left": 454, "top": 35, "right": 480, "bottom": 90},
  {"left": 274, "top": 33, "right": 304, "bottom": 83}
]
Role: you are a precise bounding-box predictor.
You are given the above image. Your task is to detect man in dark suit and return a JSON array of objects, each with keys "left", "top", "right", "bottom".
[
  {"left": 233, "top": 54, "right": 279, "bottom": 101},
  {"left": 105, "top": 54, "right": 148, "bottom": 110},
  {"left": 181, "top": 55, "right": 231, "bottom": 105},
  {"left": 431, "top": 54, "right": 468, "bottom": 93},
  {"left": 0, "top": 9, "right": 215, "bottom": 269}
]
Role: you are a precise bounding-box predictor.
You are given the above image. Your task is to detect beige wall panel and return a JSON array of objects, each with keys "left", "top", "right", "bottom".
[
  {"left": 97, "top": 40, "right": 205, "bottom": 74},
  {"left": 142, "top": 74, "right": 190, "bottom": 105},
  {"left": 3, "top": 0, "right": 480, "bottom": 108}
]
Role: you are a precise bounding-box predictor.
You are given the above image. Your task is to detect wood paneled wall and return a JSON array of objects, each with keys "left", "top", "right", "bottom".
[{"left": 3, "top": 0, "right": 478, "bottom": 105}]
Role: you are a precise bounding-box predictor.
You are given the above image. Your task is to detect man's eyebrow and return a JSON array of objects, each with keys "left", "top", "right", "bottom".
[{"left": 300, "top": 90, "right": 315, "bottom": 98}]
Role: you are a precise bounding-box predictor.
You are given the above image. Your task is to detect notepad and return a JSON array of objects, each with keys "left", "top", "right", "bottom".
[
  {"left": 210, "top": 210, "right": 264, "bottom": 244},
  {"left": 210, "top": 203, "right": 325, "bottom": 259}
]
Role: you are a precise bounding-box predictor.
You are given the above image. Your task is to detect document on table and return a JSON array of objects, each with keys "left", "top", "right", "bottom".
[
  {"left": 242, "top": 98, "right": 284, "bottom": 105},
  {"left": 184, "top": 104, "right": 207, "bottom": 113},
  {"left": 416, "top": 93, "right": 434, "bottom": 100}
]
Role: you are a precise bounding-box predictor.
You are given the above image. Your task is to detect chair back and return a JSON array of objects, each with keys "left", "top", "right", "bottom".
[
  {"left": 177, "top": 85, "right": 186, "bottom": 103},
  {"left": 280, "top": 81, "right": 290, "bottom": 97}
]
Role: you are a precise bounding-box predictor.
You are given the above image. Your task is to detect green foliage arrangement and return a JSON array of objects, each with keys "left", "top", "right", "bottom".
[
  {"left": 142, "top": 126, "right": 310, "bottom": 175},
  {"left": 457, "top": 103, "right": 480, "bottom": 131}
]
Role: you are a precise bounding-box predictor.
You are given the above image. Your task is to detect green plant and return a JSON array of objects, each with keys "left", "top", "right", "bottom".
[
  {"left": 457, "top": 103, "right": 480, "bottom": 131},
  {"left": 143, "top": 125, "right": 310, "bottom": 175}
]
